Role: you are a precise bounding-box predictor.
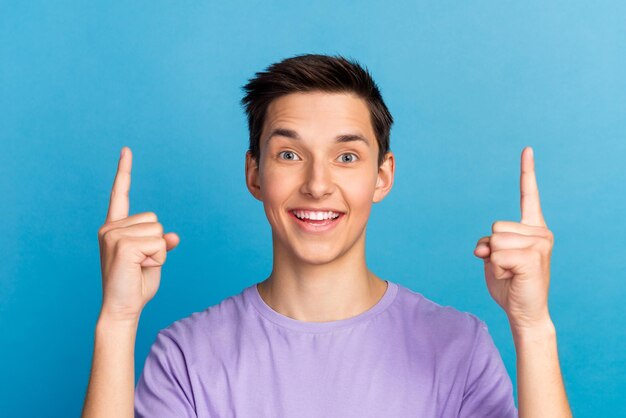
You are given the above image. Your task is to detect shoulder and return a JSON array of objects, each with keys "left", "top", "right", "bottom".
[
  {"left": 157, "top": 285, "right": 251, "bottom": 348},
  {"left": 393, "top": 283, "right": 486, "bottom": 342}
]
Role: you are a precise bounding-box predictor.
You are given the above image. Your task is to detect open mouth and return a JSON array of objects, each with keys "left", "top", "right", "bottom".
[
  {"left": 291, "top": 210, "right": 342, "bottom": 223},
  {"left": 288, "top": 210, "right": 345, "bottom": 230}
]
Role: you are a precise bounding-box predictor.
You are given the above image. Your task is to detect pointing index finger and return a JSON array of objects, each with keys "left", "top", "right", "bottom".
[
  {"left": 105, "top": 146, "right": 132, "bottom": 223},
  {"left": 520, "top": 146, "right": 546, "bottom": 227}
]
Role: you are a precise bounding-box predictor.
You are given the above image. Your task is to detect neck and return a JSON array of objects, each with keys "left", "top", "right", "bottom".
[{"left": 257, "top": 232, "right": 388, "bottom": 322}]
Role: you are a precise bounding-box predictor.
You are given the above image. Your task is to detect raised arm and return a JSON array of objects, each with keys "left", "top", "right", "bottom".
[
  {"left": 81, "top": 147, "right": 180, "bottom": 418},
  {"left": 473, "top": 147, "right": 572, "bottom": 417}
]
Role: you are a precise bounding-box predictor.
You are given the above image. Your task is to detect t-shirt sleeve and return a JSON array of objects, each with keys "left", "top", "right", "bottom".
[
  {"left": 458, "top": 319, "right": 519, "bottom": 418},
  {"left": 134, "top": 330, "right": 197, "bottom": 418}
]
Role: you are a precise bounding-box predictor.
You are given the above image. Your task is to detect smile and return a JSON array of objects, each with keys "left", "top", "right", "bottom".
[
  {"left": 288, "top": 209, "right": 345, "bottom": 233},
  {"left": 291, "top": 209, "right": 341, "bottom": 220}
]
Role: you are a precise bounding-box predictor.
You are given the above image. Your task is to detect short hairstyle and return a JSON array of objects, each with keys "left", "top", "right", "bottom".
[{"left": 240, "top": 53, "right": 393, "bottom": 168}]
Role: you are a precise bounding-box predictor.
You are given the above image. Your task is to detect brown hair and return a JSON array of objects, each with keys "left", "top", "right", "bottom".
[{"left": 240, "top": 53, "right": 393, "bottom": 168}]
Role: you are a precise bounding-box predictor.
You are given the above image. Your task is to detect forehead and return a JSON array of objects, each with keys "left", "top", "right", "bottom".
[{"left": 262, "top": 91, "right": 374, "bottom": 140}]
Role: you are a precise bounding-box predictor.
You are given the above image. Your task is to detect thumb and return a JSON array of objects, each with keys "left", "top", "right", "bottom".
[
  {"left": 164, "top": 232, "right": 180, "bottom": 251},
  {"left": 474, "top": 238, "right": 491, "bottom": 259}
]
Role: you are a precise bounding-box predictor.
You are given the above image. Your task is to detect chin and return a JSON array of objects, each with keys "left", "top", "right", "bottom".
[
  {"left": 295, "top": 254, "right": 340, "bottom": 266},
  {"left": 290, "top": 243, "right": 348, "bottom": 266}
]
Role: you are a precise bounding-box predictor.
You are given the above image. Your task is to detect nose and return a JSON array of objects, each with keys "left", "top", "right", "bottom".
[{"left": 300, "top": 158, "right": 335, "bottom": 199}]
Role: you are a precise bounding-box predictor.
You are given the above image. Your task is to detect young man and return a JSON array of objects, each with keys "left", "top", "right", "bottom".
[{"left": 82, "top": 54, "right": 572, "bottom": 417}]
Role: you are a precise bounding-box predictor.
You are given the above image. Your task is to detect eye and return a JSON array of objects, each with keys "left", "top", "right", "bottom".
[
  {"left": 338, "top": 153, "right": 359, "bottom": 163},
  {"left": 278, "top": 151, "right": 301, "bottom": 161}
]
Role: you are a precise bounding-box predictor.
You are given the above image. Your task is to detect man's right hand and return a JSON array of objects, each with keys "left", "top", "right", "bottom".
[{"left": 97, "top": 146, "right": 180, "bottom": 323}]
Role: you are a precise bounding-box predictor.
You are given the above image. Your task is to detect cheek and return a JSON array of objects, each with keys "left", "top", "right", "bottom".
[
  {"left": 260, "top": 170, "right": 286, "bottom": 197},
  {"left": 259, "top": 171, "right": 295, "bottom": 215},
  {"left": 353, "top": 192, "right": 375, "bottom": 219},
  {"left": 344, "top": 175, "right": 377, "bottom": 211}
]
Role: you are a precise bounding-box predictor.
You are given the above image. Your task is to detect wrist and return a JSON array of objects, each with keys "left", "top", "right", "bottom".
[
  {"left": 97, "top": 312, "right": 140, "bottom": 331},
  {"left": 509, "top": 317, "right": 556, "bottom": 343}
]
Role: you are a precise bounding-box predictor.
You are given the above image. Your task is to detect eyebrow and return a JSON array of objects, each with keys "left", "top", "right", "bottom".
[{"left": 266, "top": 128, "right": 370, "bottom": 147}]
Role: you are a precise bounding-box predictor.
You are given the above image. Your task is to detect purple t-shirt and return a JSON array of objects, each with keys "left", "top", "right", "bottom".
[{"left": 135, "top": 280, "right": 518, "bottom": 417}]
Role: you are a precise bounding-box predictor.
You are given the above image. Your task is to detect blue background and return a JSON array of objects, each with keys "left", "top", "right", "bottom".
[{"left": 1, "top": 1, "right": 625, "bottom": 416}]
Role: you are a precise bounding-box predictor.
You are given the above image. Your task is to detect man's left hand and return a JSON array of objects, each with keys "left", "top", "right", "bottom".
[{"left": 474, "top": 147, "right": 554, "bottom": 331}]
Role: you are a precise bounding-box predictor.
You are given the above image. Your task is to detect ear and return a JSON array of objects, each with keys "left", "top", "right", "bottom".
[
  {"left": 373, "top": 151, "right": 395, "bottom": 203},
  {"left": 245, "top": 151, "right": 263, "bottom": 201}
]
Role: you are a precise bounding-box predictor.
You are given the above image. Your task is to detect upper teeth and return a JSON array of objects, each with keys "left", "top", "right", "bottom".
[{"left": 292, "top": 210, "right": 341, "bottom": 220}]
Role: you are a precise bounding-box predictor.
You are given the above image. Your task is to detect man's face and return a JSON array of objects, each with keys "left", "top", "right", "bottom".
[{"left": 245, "top": 91, "right": 394, "bottom": 265}]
